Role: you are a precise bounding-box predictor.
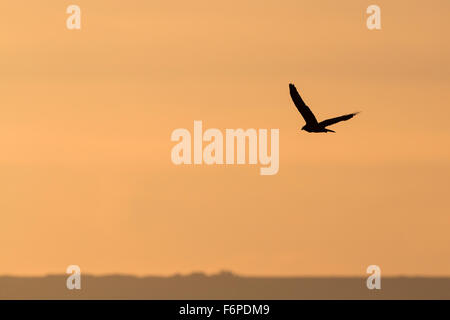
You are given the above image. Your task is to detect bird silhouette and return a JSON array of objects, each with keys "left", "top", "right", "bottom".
[{"left": 289, "top": 83, "right": 359, "bottom": 133}]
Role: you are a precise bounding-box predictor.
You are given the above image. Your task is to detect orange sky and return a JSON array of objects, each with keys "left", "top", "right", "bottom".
[{"left": 1, "top": 0, "right": 449, "bottom": 276}]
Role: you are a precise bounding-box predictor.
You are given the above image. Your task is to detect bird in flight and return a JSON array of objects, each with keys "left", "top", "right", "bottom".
[{"left": 289, "top": 83, "right": 359, "bottom": 133}]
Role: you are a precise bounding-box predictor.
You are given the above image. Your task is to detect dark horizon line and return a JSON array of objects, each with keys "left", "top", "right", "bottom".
[{"left": 2, "top": 272, "right": 450, "bottom": 279}]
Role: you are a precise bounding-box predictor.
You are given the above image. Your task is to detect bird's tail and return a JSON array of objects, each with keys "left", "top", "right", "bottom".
[{"left": 325, "top": 129, "right": 335, "bottom": 133}]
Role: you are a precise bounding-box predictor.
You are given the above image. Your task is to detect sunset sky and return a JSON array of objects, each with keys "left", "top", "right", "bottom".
[{"left": 1, "top": 0, "right": 449, "bottom": 276}]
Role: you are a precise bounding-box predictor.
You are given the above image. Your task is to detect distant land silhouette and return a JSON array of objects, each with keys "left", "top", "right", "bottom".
[{"left": 1, "top": 272, "right": 450, "bottom": 299}]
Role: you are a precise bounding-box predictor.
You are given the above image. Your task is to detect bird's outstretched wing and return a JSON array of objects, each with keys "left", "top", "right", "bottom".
[
  {"left": 289, "top": 84, "right": 318, "bottom": 124},
  {"left": 318, "top": 112, "right": 359, "bottom": 128}
]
